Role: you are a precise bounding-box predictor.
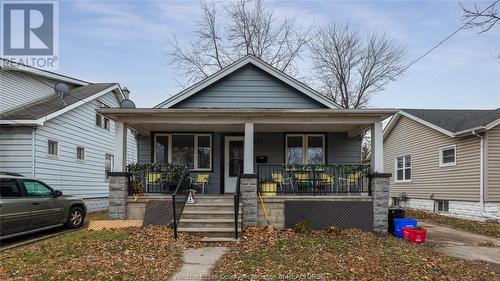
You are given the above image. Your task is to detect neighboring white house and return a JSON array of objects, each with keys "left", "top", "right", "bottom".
[{"left": 0, "top": 60, "right": 137, "bottom": 211}]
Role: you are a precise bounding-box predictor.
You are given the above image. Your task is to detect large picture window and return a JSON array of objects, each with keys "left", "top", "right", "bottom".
[
  {"left": 395, "top": 155, "right": 411, "bottom": 182},
  {"left": 286, "top": 134, "right": 325, "bottom": 164},
  {"left": 154, "top": 134, "right": 212, "bottom": 171}
]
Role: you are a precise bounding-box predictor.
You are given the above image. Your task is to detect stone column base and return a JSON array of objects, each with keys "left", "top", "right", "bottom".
[
  {"left": 371, "top": 173, "right": 391, "bottom": 233},
  {"left": 240, "top": 174, "right": 258, "bottom": 226},
  {"left": 108, "top": 172, "right": 128, "bottom": 220}
]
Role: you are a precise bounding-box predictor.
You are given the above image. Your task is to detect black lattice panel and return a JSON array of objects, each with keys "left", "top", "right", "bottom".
[
  {"left": 143, "top": 200, "right": 173, "bottom": 226},
  {"left": 284, "top": 200, "right": 373, "bottom": 231}
]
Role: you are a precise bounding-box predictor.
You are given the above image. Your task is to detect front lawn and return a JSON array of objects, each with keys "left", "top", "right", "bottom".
[
  {"left": 406, "top": 209, "right": 500, "bottom": 238},
  {"left": 0, "top": 226, "right": 183, "bottom": 281},
  {"left": 212, "top": 226, "right": 499, "bottom": 280}
]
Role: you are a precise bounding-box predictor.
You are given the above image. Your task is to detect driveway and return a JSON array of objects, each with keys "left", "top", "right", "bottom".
[{"left": 423, "top": 222, "right": 500, "bottom": 266}]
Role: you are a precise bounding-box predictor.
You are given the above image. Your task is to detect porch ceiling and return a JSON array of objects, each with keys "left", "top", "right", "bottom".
[{"left": 97, "top": 108, "right": 397, "bottom": 136}]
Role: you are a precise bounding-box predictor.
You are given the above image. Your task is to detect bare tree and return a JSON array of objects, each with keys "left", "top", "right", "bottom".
[
  {"left": 309, "top": 23, "right": 406, "bottom": 109},
  {"left": 166, "top": 0, "right": 311, "bottom": 85},
  {"left": 461, "top": 1, "right": 499, "bottom": 33}
]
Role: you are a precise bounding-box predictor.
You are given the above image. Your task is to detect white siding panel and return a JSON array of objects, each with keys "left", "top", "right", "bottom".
[
  {"left": 0, "top": 126, "right": 33, "bottom": 176},
  {"left": 0, "top": 70, "right": 58, "bottom": 112},
  {"left": 33, "top": 91, "right": 131, "bottom": 199}
]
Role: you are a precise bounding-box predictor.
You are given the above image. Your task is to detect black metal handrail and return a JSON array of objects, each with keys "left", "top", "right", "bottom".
[
  {"left": 233, "top": 164, "right": 242, "bottom": 239},
  {"left": 257, "top": 164, "right": 371, "bottom": 195},
  {"left": 171, "top": 173, "right": 191, "bottom": 239}
]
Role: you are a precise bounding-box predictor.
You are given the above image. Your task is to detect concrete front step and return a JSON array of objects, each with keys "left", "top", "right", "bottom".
[
  {"left": 184, "top": 204, "right": 237, "bottom": 212},
  {"left": 192, "top": 196, "right": 236, "bottom": 204},
  {"left": 182, "top": 210, "right": 241, "bottom": 220},
  {"left": 177, "top": 227, "right": 241, "bottom": 238},
  {"left": 198, "top": 237, "right": 240, "bottom": 242},
  {"left": 178, "top": 218, "right": 241, "bottom": 228}
]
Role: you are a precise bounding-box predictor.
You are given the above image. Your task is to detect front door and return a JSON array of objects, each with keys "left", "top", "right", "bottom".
[{"left": 224, "top": 136, "right": 244, "bottom": 193}]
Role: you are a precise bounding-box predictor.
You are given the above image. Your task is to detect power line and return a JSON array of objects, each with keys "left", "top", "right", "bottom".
[{"left": 396, "top": 0, "right": 499, "bottom": 76}]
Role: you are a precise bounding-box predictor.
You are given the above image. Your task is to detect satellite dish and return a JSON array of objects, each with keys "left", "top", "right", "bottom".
[
  {"left": 120, "top": 99, "right": 136, "bottom": 108},
  {"left": 54, "top": 83, "right": 70, "bottom": 97}
]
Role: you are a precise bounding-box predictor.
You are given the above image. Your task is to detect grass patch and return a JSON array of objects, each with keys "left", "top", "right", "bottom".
[
  {"left": 212, "top": 226, "right": 499, "bottom": 280},
  {"left": 0, "top": 226, "right": 183, "bottom": 281},
  {"left": 406, "top": 209, "right": 500, "bottom": 238}
]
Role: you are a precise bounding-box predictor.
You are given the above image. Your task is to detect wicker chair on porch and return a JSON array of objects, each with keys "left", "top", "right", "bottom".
[{"left": 190, "top": 173, "right": 210, "bottom": 194}]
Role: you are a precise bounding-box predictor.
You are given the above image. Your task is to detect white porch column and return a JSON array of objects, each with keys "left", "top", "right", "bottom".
[
  {"left": 371, "top": 121, "right": 384, "bottom": 173},
  {"left": 244, "top": 122, "right": 254, "bottom": 174},
  {"left": 114, "top": 121, "right": 127, "bottom": 172}
]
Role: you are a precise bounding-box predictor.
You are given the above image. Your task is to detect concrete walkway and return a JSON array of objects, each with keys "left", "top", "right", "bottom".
[
  {"left": 169, "top": 247, "right": 228, "bottom": 281},
  {"left": 423, "top": 222, "right": 500, "bottom": 265}
]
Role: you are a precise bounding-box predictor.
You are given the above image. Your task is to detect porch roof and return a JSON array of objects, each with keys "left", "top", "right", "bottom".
[{"left": 97, "top": 108, "right": 397, "bottom": 136}]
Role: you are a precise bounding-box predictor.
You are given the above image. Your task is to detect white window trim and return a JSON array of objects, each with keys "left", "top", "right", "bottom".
[
  {"left": 439, "top": 145, "right": 456, "bottom": 167},
  {"left": 435, "top": 200, "right": 449, "bottom": 213},
  {"left": 285, "top": 134, "right": 326, "bottom": 165},
  {"left": 394, "top": 154, "right": 412, "bottom": 183},
  {"left": 47, "top": 139, "right": 59, "bottom": 158},
  {"left": 95, "top": 113, "right": 111, "bottom": 132},
  {"left": 153, "top": 133, "right": 212, "bottom": 171},
  {"left": 77, "top": 146, "right": 85, "bottom": 162}
]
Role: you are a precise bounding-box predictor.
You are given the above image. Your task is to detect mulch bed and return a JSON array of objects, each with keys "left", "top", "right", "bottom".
[
  {"left": 211, "top": 226, "right": 499, "bottom": 281},
  {"left": 406, "top": 209, "right": 500, "bottom": 238}
]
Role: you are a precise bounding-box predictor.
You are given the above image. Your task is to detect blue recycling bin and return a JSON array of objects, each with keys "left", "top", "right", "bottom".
[{"left": 393, "top": 218, "right": 417, "bottom": 238}]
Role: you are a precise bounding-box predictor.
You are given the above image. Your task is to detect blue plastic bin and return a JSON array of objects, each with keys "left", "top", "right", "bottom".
[{"left": 393, "top": 218, "right": 417, "bottom": 238}]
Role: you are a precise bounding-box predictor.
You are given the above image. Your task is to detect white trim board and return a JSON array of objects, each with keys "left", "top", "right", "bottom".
[{"left": 154, "top": 55, "right": 340, "bottom": 109}]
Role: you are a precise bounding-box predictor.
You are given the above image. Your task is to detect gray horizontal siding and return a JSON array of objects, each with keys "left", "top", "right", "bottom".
[
  {"left": 0, "top": 126, "right": 33, "bottom": 176},
  {"left": 137, "top": 135, "right": 152, "bottom": 163},
  {"left": 172, "top": 65, "right": 326, "bottom": 109},
  {"left": 486, "top": 125, "right": 500, "bottom": 202},
  {"left": 328, "top": 133, "right": 362, "bottom": 165}
]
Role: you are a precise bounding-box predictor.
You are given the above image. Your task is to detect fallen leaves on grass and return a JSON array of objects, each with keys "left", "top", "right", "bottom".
[
  {"left": 212, "top": 226, "right": 499, "bottom": 281},
  {"left": 0, "top": 226, "right": 183, "bottom": 281},
  {"left": 406, "top": 209, "right": 500, "bottom": 238}
]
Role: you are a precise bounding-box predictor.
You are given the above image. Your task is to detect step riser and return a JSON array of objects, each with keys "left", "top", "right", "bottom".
[
  {"left": 181, "top": 231, "right": 238, "bottom": 238},
  {"left": 184, "top": 206, "right": 235, "bottom": 212},
  {"left": 191, "top": 198, "right": 235, "bottom": 203},
  {"left": 181, "top": 213, "right": 238, "bottom": 220},
  {"left": 178, "top": 221, "right": 239, "bottom": 228}
]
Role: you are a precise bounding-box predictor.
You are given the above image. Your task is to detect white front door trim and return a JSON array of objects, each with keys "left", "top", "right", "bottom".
[{"left": 224, "top": 136, "right": 244, "bottom": 193}]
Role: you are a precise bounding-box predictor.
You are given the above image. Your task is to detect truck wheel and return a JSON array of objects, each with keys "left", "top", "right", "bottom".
[{"left": 66, "top": 206, "right": 85, "bottom": 228}]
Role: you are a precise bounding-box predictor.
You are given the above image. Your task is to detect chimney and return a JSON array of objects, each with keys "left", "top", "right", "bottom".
[{"left": 122, "top": 87, "right": 130, "bottom": 99}]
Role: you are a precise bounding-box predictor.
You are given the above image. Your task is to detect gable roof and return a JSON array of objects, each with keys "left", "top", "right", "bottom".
[
  {"left": 0, "top": 83, "right": 121, "bottom": 125},
  {"left": 155, "top": 55, "right": 340, "bottom": 109},
  {"left": 384, "top": 108, "right": 500, "bottom": 138}
]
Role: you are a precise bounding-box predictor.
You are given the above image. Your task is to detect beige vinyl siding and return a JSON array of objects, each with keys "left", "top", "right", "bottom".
[
  {"left": 384, "top": 116, "right": 481, "bottom": 201},
  {"left": 486, "top": 124, "right": 500, "bottom": 202}
]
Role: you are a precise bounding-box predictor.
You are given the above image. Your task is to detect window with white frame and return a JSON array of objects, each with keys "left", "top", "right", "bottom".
[
  {"left": 395, "top": 155, "right": 411, "bottom": 182},
  {"left": 439, "top": 145, "right": 456, "bottom": 167},
  {"left": 77, "top": 146, "right": 85, "bottom": 161},
  {"left": 435, "top": 200, "right": 449, "bottom": 212},
  {"left": 286, "top": 134, "right": 325, "bottom": 165},
  {"left": 95, "top": 113, "right": 110, "bottom": 131},
  {"left": 154, "top": 134, "right": 212, "bottom": 171},
  {"left": 105, "top": 154, "right": 114, "bottom": 179},
  {"left": 48, "top": 140, "right": 58, "bottom": 156}
]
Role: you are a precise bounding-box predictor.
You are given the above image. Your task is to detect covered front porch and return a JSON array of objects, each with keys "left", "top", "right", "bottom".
[{"left": 101, "top": 108, "right": 393, "bottom": 196}]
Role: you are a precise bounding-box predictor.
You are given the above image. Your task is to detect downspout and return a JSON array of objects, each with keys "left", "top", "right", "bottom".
[
  {"left": 472, "top": 130, "right": 499, "bottom": 220},
  {"left": 32, "top": 127, "right": 36, "bottom": 177}
]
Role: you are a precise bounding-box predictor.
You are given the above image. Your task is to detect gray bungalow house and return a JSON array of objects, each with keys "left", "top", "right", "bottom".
[
  {"left": 100, "top": 56, "right": 396, "bottom": 237},
  {"left": 0, "top": 60, "right": 137, "bottom": 211}
]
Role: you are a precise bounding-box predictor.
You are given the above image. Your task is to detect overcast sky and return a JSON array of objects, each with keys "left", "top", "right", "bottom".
[{"left": 57, "top": 0, "right": 499, "bottom": 108}]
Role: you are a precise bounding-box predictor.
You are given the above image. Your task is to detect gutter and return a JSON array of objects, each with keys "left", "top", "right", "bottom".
[{"left": 472, "top": 130, "right": 499, "bottom": 220}]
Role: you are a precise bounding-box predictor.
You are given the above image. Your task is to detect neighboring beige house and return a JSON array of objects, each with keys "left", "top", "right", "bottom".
[{"left": 383, "top": 109, "right": 500, "bottom": 221}]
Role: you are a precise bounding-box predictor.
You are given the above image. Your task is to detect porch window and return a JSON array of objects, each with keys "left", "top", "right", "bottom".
[
  {"left": 395, "top": 155, "right": 411, "bottom": 182},
  {"left": 154, "top": 134, "right": 212, "bottom": 171},
  {"left": 172, "top": 135, "right": 194, "bottom": 169},
  {"left": 286, "top": 134, "right": 325, "bottom": 164}
]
